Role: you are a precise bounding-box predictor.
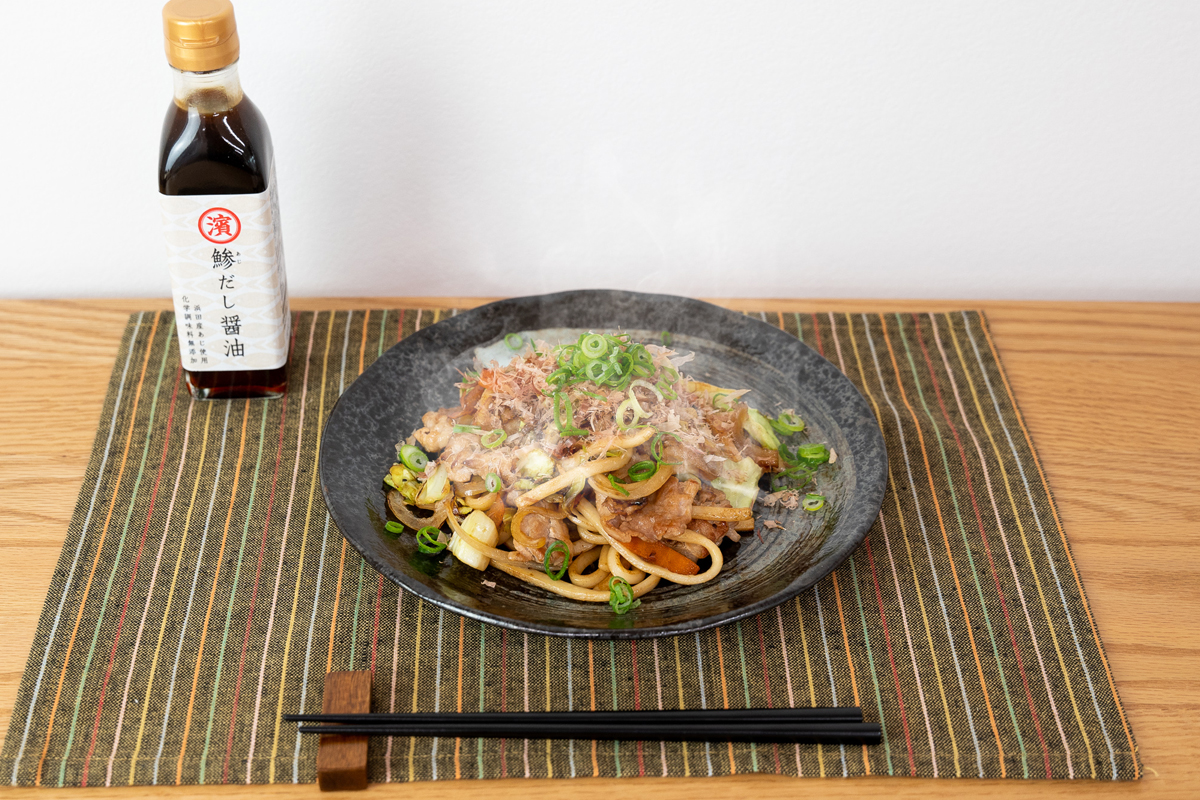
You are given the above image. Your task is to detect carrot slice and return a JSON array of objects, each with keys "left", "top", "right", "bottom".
[{"left": 624, "top": 537, "right": 701, "bottom": 576}]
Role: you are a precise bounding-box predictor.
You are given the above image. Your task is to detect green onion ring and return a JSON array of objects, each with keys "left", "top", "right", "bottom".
[
  {"left": 505, "top": 332, "right": 524, "bottom": 350},
  {"left": 651, "top": 431, "right": 683, "bottom": 465},
  {"left": 481, "top": 429, "right": 507, "bottom": 449},
  {"left": 543, "top": 539, "right": 571, "bottom": 581},
  {"left": 802, "top": 493, "right": 826, "bottom": 512},
  {"left": 616, "top": 398, "right": 641, "bottom": 430},
  {"left": 553, "top": 392, "right": 588, "bottom": 436},
  {"left": 580, "top": 334, "right": 608, "bottom": 359},
  {"left": 384, "top": 520, "right": 404, "bottom": 534},
  {"left": 416, "top": 525, "right": 447, "bottom": 553},
  {"left": 626, "top": 460, "right": 658, "bottom": 482},
  {"left": 585, "top": 360, "right": 611, "bottom": 382},
  {"left": 608, "top": 576, "right": 640, "bottom": 614},
  {"left": 399, "top": 444, "right": 429, "bottom": 471},
  {"left": 797, "top": 443, "right": 829, "bottom": 462},
  {"left": 771, "top": 411, "right": 806, "bottom": 434},
  {"left": 630, "top": 379, "right": 663, "bottom": 403},
  {"left": 625, "top": 389, "right": 648, "bottom": 419},
  {"left": 484, "top": 472, "right": 502, "bottom": 493},
  {"left": 606, "top": 332, "right": 631, "bottom": 347},
  {"left": 607, "top": 474, "right": 630, "bottom": 496}
]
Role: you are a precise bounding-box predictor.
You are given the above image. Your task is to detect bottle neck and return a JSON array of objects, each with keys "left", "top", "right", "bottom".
[{"left": 172, "top": 61, "right": 244, "bottom": 114}]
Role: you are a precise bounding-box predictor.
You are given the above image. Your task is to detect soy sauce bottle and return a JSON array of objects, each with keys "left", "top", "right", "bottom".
[{"left": 159, "top": 0, "right": 290, "bottom": 399}]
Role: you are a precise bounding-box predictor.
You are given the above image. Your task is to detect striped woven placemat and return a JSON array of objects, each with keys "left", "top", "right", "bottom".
[{"left": 1, "top": 308, "right": 1140, "bottom": 787}]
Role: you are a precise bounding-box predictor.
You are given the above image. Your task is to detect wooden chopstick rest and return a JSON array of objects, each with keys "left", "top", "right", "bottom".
[{"left": 315, "top": 670, "right": 372, "bottom": 791}]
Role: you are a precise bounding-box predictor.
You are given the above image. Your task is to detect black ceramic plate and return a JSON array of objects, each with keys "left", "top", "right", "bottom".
[{"left": 320, "top": 290, "right": 886, "bottom": 638}]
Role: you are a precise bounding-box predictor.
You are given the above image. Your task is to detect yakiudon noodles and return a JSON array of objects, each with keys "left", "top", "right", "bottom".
[{"left": 382, "top": 331, "right": 832, "bottom": 614}]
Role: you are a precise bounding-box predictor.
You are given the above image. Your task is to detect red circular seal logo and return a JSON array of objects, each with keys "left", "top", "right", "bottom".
[{"left": 198, "top": 207, "right": 242, "bottom": 244}]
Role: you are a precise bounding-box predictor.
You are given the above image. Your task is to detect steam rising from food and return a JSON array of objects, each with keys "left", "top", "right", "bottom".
[{"left": 383, "top": 331, "right": 832, "bottom": 614}]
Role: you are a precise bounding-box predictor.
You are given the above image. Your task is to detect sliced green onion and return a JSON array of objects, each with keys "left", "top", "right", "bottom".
[
  {"left": 607, "top": 474, "right": 630, "bottom": 496},
  {"left": 626, "top": 460, "right": 658, "bottom": 482},
  {"left": 384, "top": 521, "right": 404, "bottom": 534},
  {"left": 481, "top": 429, "right": 507, "bottom": 448},
  {"left": 616, "top": 398, "right": 641, "bottom": 430},
  {"left": 585, "top": 360, "right": 611, "bottom": 383},
  {"left": 656, "top": 379, "right": 677, "bottom": 400},
  {"left": 711, "top": 392, "right": 732, "bottom": 411},
  {"left": 543, "top": 539, "right": 571, "bottom": 581},
  {"left": 625, "top": 389, "right": 648, "bottom": 419},
  {"left": 651, "top": 431, "right": 683, "bottom": 465},
  {"left": 553, "top": 392, "right": 588, "bottom": 437},
  {"left": 802, "top": 493, "right": 826, "bottom": 512},
  {"left": 548, "top": 332, "right": 683, "bottom": 394},
  {"left": 416, "top": 525, "right": 447, "bottom": 553},
  {"left": 771, "top": 411, "right": 806, "bottom": 434},
  {"left": 580, "top": 333, "right": 608, "bottom": 359},
  {"left": 781, "top": 466, "right": 816, "bottom": 484},
  {"left": 797, "top": 443, "right": 829, "bottom": 463},
  {"left": 399, "top": 444, "right": 429, "bottom": 471},
  {"left": 484, "top": 472, "right": 502, "bottom": 493},
  {"left": 505, "top": 332, "right": 524, "bottom": 350},
  {"left": 661, "top": 331, "right": 672, "bottom": 346},
  {"left": 630, "top": 379, "right": 663, "bottom": 403},
  {"left": 608, "top": 576, "right": 640, "bottom": 615},
  {"left": 580, "top": 390, "right": 607, "bottom": 400},
  {"left": 453, "top": 423, "right": 482, "bottom": 434}
]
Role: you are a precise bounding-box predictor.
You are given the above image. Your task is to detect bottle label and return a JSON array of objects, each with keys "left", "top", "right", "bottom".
[{"left": 159, "top": 179, "right": 290, "bottom": 372}]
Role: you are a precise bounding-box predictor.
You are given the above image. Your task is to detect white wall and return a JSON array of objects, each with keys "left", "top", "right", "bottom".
[{"left": 3, "top": 1, "right": 1197, "bottom": 301}]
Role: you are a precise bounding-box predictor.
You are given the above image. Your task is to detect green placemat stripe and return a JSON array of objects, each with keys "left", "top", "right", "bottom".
[{"left": 1, "top": 308, "right": 1139, "bottom": 786}]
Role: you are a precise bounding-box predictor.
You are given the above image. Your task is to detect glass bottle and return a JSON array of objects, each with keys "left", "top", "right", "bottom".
[{"left": 159, "top": 0, "right": 290, "bottom": 399}]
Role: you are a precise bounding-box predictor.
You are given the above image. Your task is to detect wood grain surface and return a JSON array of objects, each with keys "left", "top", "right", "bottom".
[
  {"left": 315, "top": 671, "right": 371, "bottom": 792},
  {"left": 1, "top": 297, "right": 1196, "bottom": 798}
]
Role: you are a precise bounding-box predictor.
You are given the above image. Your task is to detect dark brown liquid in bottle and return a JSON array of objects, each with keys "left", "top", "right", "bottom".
[{"left": 160, "top": 88, "right": 288, "bottom": 399}]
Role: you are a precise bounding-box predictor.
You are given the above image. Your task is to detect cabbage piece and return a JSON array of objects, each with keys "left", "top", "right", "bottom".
[
  {"left": 416, "top": 464, "right": 451, "bottom": 506},
  {"left": 517, "top": 448, "right": 555, "bottom": 480},
  {"left": 744, "top": 408, "right": 780, "bottom": 450},
  {"left": 385, "top": 464, "right": 421, "bottom": 504},
  {"left": 711, "top": 457, "right": 763, "bottom": 509}
]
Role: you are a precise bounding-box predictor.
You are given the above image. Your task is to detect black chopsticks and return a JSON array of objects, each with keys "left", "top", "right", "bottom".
[{"left": 285, "top": 707, "right": 881, "bottom": 745}]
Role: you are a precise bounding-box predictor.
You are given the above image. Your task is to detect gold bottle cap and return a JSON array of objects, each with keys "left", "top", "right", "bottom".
[{"left": 162, "top": 0, "right": 240, "bottom": 73}]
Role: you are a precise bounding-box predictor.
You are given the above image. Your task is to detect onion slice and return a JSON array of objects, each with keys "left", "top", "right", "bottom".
[{"left": 387, "top": 489, "right": 448, "bottom": 531}]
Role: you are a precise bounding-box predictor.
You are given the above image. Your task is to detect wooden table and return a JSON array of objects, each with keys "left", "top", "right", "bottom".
[{"left": 1, "top": 298, "right": 1197, "bottom": 798}]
